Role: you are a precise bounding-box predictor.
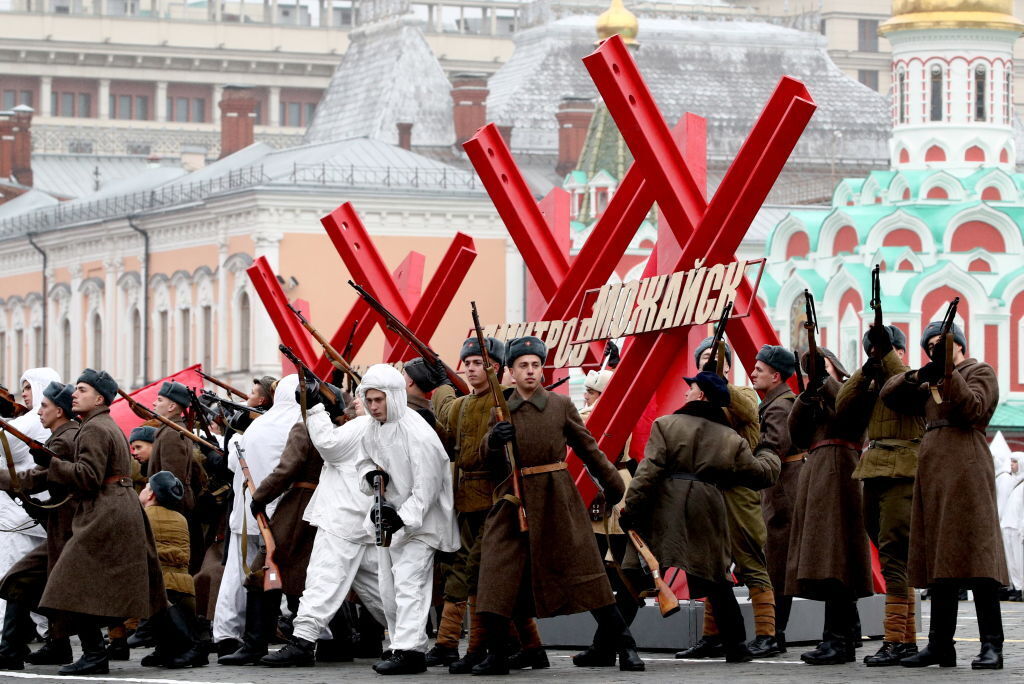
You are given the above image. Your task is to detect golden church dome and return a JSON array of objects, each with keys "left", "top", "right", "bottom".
[
  {"left": 596, "top": 0, "right": 639, "bottom": 46},
  {"left": 880, "top": 0, "right": 1024, "bottom": 34}
]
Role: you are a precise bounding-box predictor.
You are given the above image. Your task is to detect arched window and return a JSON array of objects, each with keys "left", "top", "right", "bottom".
[
  {"left": 131, "top": 308, "right": 142, "bottom": 383},
  {"left": 833, "top": 225, "right": 858, "bottom": 255},
  {"left": 950, "top": 221, "right": 1006, "bottom": 252},
  {"left": 238, "top": 292, "right": 251, "bottom": 372},
  {"left": 179, "top": 308, "right": 191, "bottom": 370},
  {"left": 0, "top": 331, "right": 5, "bottom": 387},
  {"left": 159, "top": 310, "right": 169, "bottom": 377},
  {"left": 930, "top": 65, "right": 944, "bottom": 122},
  {"left": 882, "top": 228, "right": 923, "bottom": 251},
  {"left": 975, "top": 65, "right": 987, "bottom": 122},
  {"left": 1006, "top": 72, "right": 1013, "bottom": 124},
  {"left": 32, "top": 325, "right": 42, "bottom": 367},
  {"left": 785, "top": 232, "right": 810, "bottom": 259},
  {"left": 14, "top": 330, "right": 23, "bottom": 382},
  {"left": 61, "top": 318, "right": 71, "bottom": 381},
  {"left": 897, "top": 69, "right": 907, "bottom": 124},
  {"left": 201, "top": 305, "right": 213, "bottom": 372},
  {"left": 91, "top": 313, "right": 102, "bottom": 369}
]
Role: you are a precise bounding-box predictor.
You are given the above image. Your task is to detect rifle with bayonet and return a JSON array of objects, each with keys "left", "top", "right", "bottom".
[
  {"left": 930, "top": 297, "right": 960, "bottom": 405},
  {"left": 116, "top": 389, "right": 223, "bottom": 455},
  {"left": 0, "top": 416, "right": 59, "bottom": 462},
  {"left": 285, "top": 303, "right": 362, "bottom": 386},
  {"left": 627, "top": 529, "right": 680, "bottom": 617},
  {"left": 349, "top": 280, "right": 471, "bottom": 396},
  {"left": 472, "top": 301, "right": 527, "bottom": 533},
  {"left": 198, "top": 370, "right": 249, "bottom": 401},
  {"left": 868, "top": 265, "right": 886, "bottom": 360},
  {"left": 201, "top": 391, "right": 266, "bottom": 422},
  {"left": 803, "top": 290, "right": 821, "bottom": 390},
  {"left": 0, "top": 417, "right": 69, "bottom": 517},
  {"left": 703, "top": 299, "right": 733, "bottom": 376},
  {"left": 234, "top": 442, "right": 284, "bottom": 591}
]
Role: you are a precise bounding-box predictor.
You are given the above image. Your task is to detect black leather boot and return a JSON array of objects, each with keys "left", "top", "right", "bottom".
[
  {"left": 864, "top": 640, "right": 903, "bottom": 666},
  {"left": 373, "top": 649, "right": 427, "bottom": 675},
  {"left": 127, "top": 618, "right": 156, "bottom": 648},
  {"left": 507, "top": 646, "right": 549, "bottom": 670},
  {"left": 900, "top": 640, "right": 956, "bottom": 667},
  {"left": 425, "top": 644, "right": 460, "bottom": 666},
  {"left": 26, "top": 637, "right": 73, "bottom": 666},
  {"left": 572, "top": 641, "right": 616, "bottom": 667},
  {"left": 0, "top": 599, "right": 33, "bottom": 670},
  {"left": 107, "top": 636, "right": 130, "bottom": 661},
  {"left": 219, "top": 590, "right": 278, "bottom": 665},
  {"left": 164, "top": 603, "right": 209, "bottom": 669},
  {"left": 676, "top": 635, "right": 723, "bottom": 659},
  {"left": 801, "top": 638, "right": 848, "bottom": 665},
  {"left": 724, "top": 641, "right": 755, "bottom": 663},
  {"left": 616, "top": 633, "right": 645, "bottom": 672},
  {"left": 972, "top": 637, "right": 1003, "bottom": 670},
  {"left": 449, "top": 650, "right": 487, "bottom": 674},
  {"left": 471, "top": 614, "right": 509, "bottom": 676},
  {"left": 261, "top": 637, "right": 316, "bottom": 667},
  {"left": 59, "top": 624, "right": 109, "bottom": 676},
  {"left": 354, "top": 604, "right": 384, "bottom": 659},
  {"left": 747, "top": 634, "right": 782, "bottom": 657},
  {"left": 903, "top": 585, "right": 958, "bottom": 668}
]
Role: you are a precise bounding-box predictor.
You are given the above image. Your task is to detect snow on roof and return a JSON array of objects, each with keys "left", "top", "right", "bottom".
[
  {"left": 0, "top": 189, "right": 59, "bottom": 220},
  {"left": 303, "top": 15, "right": 455, "bottom": 148},
  {"left": 487, "top": 16, "right": 889, "bottom": 164},
  {"left": 31, "top": 154, "right": 155, "bottom": 199}
]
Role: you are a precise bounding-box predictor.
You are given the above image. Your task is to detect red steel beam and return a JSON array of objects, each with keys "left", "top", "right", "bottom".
[{"left": 246, "top": 256, "right": 318, "bottom": 368}]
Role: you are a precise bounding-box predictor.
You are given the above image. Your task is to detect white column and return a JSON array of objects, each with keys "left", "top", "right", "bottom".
[
  {"left": 69, "top": 265, "right": 84, "bottom": 375},
  {"left": 250, "top": 232, "right": 282, "bottom": 375},
  {"left": 39, "top": 76, "right": 52, "bottom": 117},
  {"left": 268, "top": 86, "right": 281, "bottom": 126},
  {"left": 156, "top": 81, "right": 168, "bottom": 123},
  {"left": 505, "top": 238, "right": 524, "bottom": 322},
  {"left": 103, "top": 258, "right": 120, "bottom": 377},
  {"left": 98, "top": 79, "right": 111, "bottom": 120},
  {"left": 215, "top": 241, "right": 229, "bottom": 375}
]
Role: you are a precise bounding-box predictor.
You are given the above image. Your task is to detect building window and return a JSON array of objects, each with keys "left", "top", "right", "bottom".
[
  {"left": 91, "top": 314, "right": 102, "bottom": 368},
  {"left": 930, "top": 66, "right": 944, "bottom": 122},
  {"left": 33, "top": 325, "right": 42, "bottom": 366},
  {"left": 0, "top": 331, "right": 5, "bottom": 387},
  {"left": 193, "top": 98, "right": 206, "bottom": 123},
  {"left": 238, "top": 292, "right": 251, "bottom": 372},
  {"left": 51, "top": 90, "right": 92, "bottom": 118},
  {"left": 61, "top": 319, "right": 70, "bottom": 381},
  {"left": 2, "top": 90, "right": 32, "bottom": 109},
  {"left": 897, "top": 69, "right": 907, "bottom": 123},
  {"left": 110, "top": 93, "right": 149, "bottom": 120},
  {"left": 858, "top": 19, "right": 879, "bottom": 52},
  {"left": 131, "top": 308, "right": 142, "bottom": 382},
  {"left": 858, "top": 70, "right": 879, "bottom": 92},
  {"left": 201, "top": 305, "right": 212, "bottom": 372},
  {"left": 975, "top": 66, "right": 987, "bottom": 122},
  {"left": 167, "top": 96, "right": 207, "bottom": 123},
  {"left": 159, "top": 310, "right": 169, "bottom": 377},
  {"left": 14, "top": 330, "right": 23, "bottom": 380},
  {"left": 180, "top": 308, "right": 191, "bottom": 370}
]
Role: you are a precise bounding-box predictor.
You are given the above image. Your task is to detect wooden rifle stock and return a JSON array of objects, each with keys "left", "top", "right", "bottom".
[
  {"left": 349, "top": 280, "right": 470, "bottom": 395},
  {"left": 234, "top": 443, "right": 283, "bottom": 591},
  {"left": 471, "top": 301, "right": 527, "bottom": 533},
  {"left": 115, "top": 389, "right": 223, "bottom": 455},
  {"left": 285, "top": 303, "right": 362, "bottom": 385},
  {"left": 708, "top": 299, "right": 733, "bottom": 377},
  {"left": 0, "top": 416, "right": 59, "bottom": 460},
  {"left": 198, "top": 370, "right": 249, "bottom": 401},
  {"left": 627, "top": 530, "right": 680, "bottom": 617},
  {"left": 793, "top": 348, "right": 805, "bottom": 394},
  {"left": 278, "top": 344, "right": 341, "bottom": 407}
]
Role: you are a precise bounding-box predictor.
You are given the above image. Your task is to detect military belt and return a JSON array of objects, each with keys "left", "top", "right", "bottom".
[
  {"left": 290, "top": 482, "right": 317, "bottom": 491},
  {"left": 809, "top": 439, "right": 862, "bottom": 453},
  {"left": 103, "top": 475, "right": 133, "bottom": 487},
  {"left": 867, "top": 438, "right": 921, "bottom": 451},
  {"left": 520, "top": 462, "right": 567, "bottom": 477},
  {"left": 669, "top": 472, "right": 710, "bottom": 484},
  {"left": 925, "top": 419, "right": 986, "bottom": 435},
  {"left": 459, "top": 469, "right": 492, "bottom": 481},
  {"left": 782, "top": 452, "right": 806, "bottom": 463}
]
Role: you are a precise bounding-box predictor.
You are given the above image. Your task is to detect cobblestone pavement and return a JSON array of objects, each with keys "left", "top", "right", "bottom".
[{"left": 0, "top": 600, "right": 1022, "bottom": 683}]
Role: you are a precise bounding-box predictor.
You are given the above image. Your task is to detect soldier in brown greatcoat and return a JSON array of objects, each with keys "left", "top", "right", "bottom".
[
  {"left": 0, "top": 381, "right": 78, "bottom": 670},
  {"left": 846, "top": 325, "right": 923, "bottom": 666},
  {"left": 883, "top": 321, "right": 1007, "bottom": 670},
  {"left": 148, "top": 382, "right": 200, "bottom": 513},
  {"left": 621, "top": 371, "right": 780, "bottom": 663},
  {"left": 472, "top": 336, "right": 644, "bottom": 676},
  {"left": 219, "top": 420, "right": 324, "bottom": 665},
  {"left": 786, "top": 349, "right": 873, "bottom": 665},
  {"left": 32, "top": 369, "right": 165, "bottom": 676},
  {"left": 748, "top": 345, "right": 800, "bottom": 652}
]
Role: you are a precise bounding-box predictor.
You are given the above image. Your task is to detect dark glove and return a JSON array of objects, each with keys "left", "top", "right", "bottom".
[
  {"left": 805, "top": 352, "right": 827, "bottom": 391},
  {"left": 604, "top": 341, "right": 620, "bottom": 369},
  {"left": 616, "top": 508, "right": 634, "bottom": 532},
  {"left": 928, "top": 337, "right": 947, "bottom": 366},
  {"left": 862, "top": 357, "right": 883, "bottom": 379},
  {"left": 364, "top": 469, "right": 390, "bottom": 490},
  {"left": 29, "top": 447, "right": 53, "bottom": 469},
  {"left": 701, "top": 356, "right": 717, "bottom": 373},
  {"left": 918, "top": 360, "right": 943, "bottom": 385},
  {"left": 867, "top": 323, "right": 893, "bottom": 357},
  {"left": 250, "top": 499, "right": 266, "bottom": 519},
  {"left": 323, "top": 382, "right": 347, "bottom": 420},
  {"left": 487, "top": 421, "right": 516, "bottom": 450},
  {"left": 426, "top": 360, "right": 449, "bottom": 392},
  {"left": 295, "top": 377, "right": 322, "bottom": 409},
  {"left": 604, "top": 483, "right": 623, "bottom": 508},
  {"left": 371, "top": 501, "right": 405, "bottom": 532}
]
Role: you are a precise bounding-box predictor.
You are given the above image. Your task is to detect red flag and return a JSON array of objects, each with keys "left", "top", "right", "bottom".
[{"left": 109, "top": 365, "right": 205, "bottom": 438}]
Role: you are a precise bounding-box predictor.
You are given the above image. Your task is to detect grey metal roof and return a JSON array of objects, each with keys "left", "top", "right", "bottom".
[
  {"left": 303, "top": 14, "right": 455, "bottom": 148},
  {"left": 31, "top": 154, "right": 156, "bottom": 199},
  {"left": 487, "top": 15, "right": 890, "bottom": 165},
  {"left": 0, "top": 189, "right": 59, "bottom": 221}
]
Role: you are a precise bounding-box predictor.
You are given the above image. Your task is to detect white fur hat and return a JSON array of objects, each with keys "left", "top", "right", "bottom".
[{"left": 584, "top": 369, "right": 614, "bottom": 394}]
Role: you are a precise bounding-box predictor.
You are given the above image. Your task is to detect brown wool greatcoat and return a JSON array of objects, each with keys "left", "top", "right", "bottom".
[
  {"left": 476, "top": 386, "right": 623, "bottom": 619},
  {"left": 0, "top": 420, "right": 80, "bottom": 602},
  {"left": 785, "top": 377, "right": 873, "bottom": 600},
  {"left": 758, "top": 382, "right": 802, "bottom": 593},
  {"left": 148, "top": 419, "right": 197, "bottom": 512},
  {"left": 880, "top": 359, "right": 1009, "bottom": 586},
  {"left": 251, "top": 422, "right": 322, "bottom": 596},
  {"left": 624, "top": 402, "right": 780, "bottom": 587},
  {"left": 145, "top": 504, "right": 195, "bottom": 595},
  {"left": 38, "top": 406, "right": 166, "bottom": 620}
]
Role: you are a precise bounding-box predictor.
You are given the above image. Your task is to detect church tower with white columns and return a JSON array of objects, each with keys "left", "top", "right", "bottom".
[{"left": 880, "top": 0, "right": 1024, "bottom": 170}]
